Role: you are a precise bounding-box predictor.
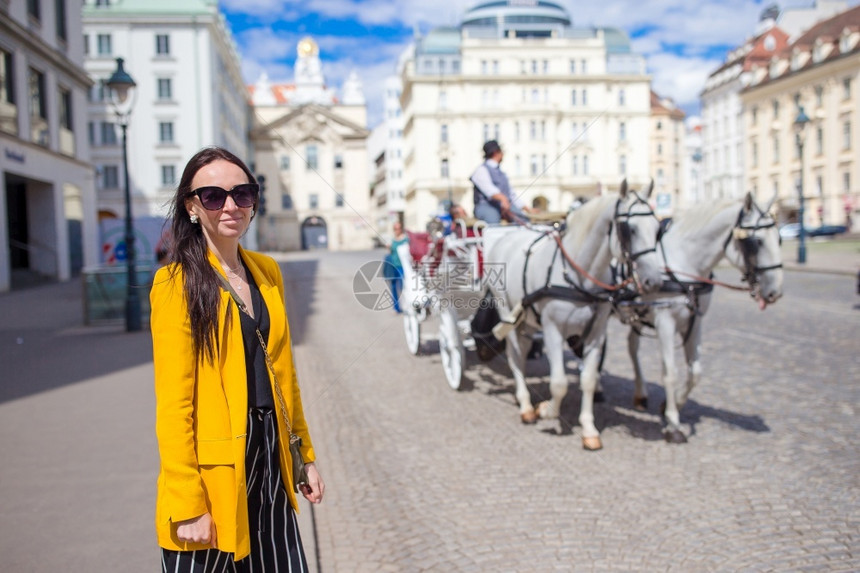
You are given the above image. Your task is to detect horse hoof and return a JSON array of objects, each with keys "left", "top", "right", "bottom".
[
  {"left": 536, "top": 401, "right": 558, "bottom": 420},
  {"left": 594, "top": 391, "right": 605, "bottom": 403},
  {"left": 664, "top": 429, "right": 687, "bottom": 444},
  {"left": 520, "top": 410, "right": 538, "bottom": 424},
  {"left": 633, "top": 397, "right": 648, "bottom": 412},
  {"left": 582, "top": 436, "right": 603, "bottom": 451}
]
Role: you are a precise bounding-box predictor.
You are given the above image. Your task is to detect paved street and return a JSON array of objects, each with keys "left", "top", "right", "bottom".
[{"left": 1, "top": 248, "right": 858, "bottom": 572}]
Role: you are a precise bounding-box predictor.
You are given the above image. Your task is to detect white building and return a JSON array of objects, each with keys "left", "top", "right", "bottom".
[
  {"left": 0, "top": 0, "right": 97, "bottom": 292},
  {"left": 700, "top": 1, "right": 848, "bottom": 204},
  {"left": 83, "top": 0, "right": 249, "bottom": 240},
  {"left": 399, "top": 1, "right": 651, "bottom": 230},
  {"left": 368, "top": 75, "right": 406, "bottom": 236},
  {"left": 251, "top": 37, "right": 372, "bottom": 251}
]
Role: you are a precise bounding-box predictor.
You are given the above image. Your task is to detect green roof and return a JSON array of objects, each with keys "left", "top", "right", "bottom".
[{"left": 83, "top": 0, "right": 217, "bottom": 16}]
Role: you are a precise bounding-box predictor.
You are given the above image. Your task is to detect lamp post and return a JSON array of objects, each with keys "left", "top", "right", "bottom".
[
  {"left": 793, "top": 105, "right": 810, "bottom": 265},
  {"left": 106, "top": 57, "right": 140, "bottom": 331}
]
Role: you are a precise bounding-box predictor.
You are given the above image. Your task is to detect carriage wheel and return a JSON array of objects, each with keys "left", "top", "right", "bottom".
[
  {"left": 438, "top": 306, "right": 464, "bottom": 390},
  {"left": 403, "top": 312, "right": 421, "bottom": 355}
]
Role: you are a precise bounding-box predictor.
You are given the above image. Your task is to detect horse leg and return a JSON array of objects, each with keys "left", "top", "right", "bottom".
[
  {"left": 678, "top": 318, "right": 703, "bottom": 409},
  {"left": 655, "top": 311, "right": 686, "bottom": 443},
  {"left": 628, "top": 327, "right": 648, "bottom": 411},
  {"left": 536, "top": 321, "right": 567, "bottom": 421},
  {"left": 507, "top": 329, "right": 537, "bottom": 424},
  {"left": 578, "top": 338, "right": 604, "bottom": 451}
]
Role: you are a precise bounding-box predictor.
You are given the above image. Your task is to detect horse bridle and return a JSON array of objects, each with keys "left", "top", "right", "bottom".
[
  {"left": 612, "top": 192, "right": 660, "bottom": 265},
  {"left": 722, "top": 205, "right": 783, "bottom": 292}
]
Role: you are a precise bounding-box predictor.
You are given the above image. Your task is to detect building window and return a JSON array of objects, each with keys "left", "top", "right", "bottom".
[
  {"left": 752, "top": 140, "right": 758, "bottom": 167},
  {"left": 0, "top": 49, "right": 16, "bottom": 136},
  {"left": 481, "top": 60, "right": 487, "bottom": 74},
  {"left": 772, "top": 99, "right": 779, "bottom": 119},
  {"left": 581, "top": 59, "right": 587, "bottom": 74},
  {"left": 282, "top": 194, "right": 293, "bottom": 210},
  {"left": 569, "top": 59, "right": 576, "bottom": 74},
  {"left": 97, "top": 34, "right": 112, "bottom": 56},
  {"left": 816, "top": 175, "right": 823, "bottom": 197},
  {"left": 531, "top": 89, "right": 539, "bottom": 103},
  {"left": 280, "top": 155, "right": 290, "bottom": 170},
  {"left": 441, "top": 158, "right": 449, "bottom": 178},
  {"left": 542, "top": 60, "right": 548, "bottom": 74},
  {"left": 843, "top": 120, "right": 851, "bottom": 150},
  {"left": 844, "top": 172, "right": 851, "bottom": 193},
  {"left": 156, "top": 34, "right": 170, "bottom": 55},
  {"left": 157, "top": 78, "right": 172, "bottom": 100},
  {"left": 751, "top": 106, "right": 758, "bottom": 126},
  {"left": 657, "top": 143, "right": 662, "bottom": 155},
  {"left": 306, "top": 145, "right": 318, "bottom": 170},
  {"left": 102, "top": 165, "right": 119, "bottom": 188},
  {"left": 529, "top": 120, "right": 536, "bottom": 140},
  {"left": 29, "top": 67, "right": 48, "bottom": 146},
  {"left": 55, "top": 0, "right": 67, "bottom": 41},
  {"left": 571, "top": 89, "right": 576, "bottom": 106},
  {"left": 28, "top": 0, "right": 40, "bottom": 20},
  {"left": 483, "top": 123, "right": 489, "bottom": 142},
  {"left": 572, "top": 154, "right": 578, "bottom": 175},
  {"left": 100, "top": 121, "right": 117, "bottom": 145},
  {"left": 95, "top": 0, "right": 111, "bottom": 5},
  {"left": 440, "top": 123, "right": 448, "bottom": 143},
  {"left": 619, "top": 122, "right": 626, "bottom": 142},
  {"left": 335, "top": 193, "right": 344, "bottom": 207},
  {"left": 540, "top": 121, "right": 545, "bottom": 141},
  {"left": 531, "top": 60, "right": 537, "bottom": 74},
  {"left": 161, "top": 165, "right": 176, "bottom": 187},
  {"left": 514, "top": 122, "right": 520, "bottom": 142},
  {"left": 309, "top": 193, "right": 318, "bottom": 209},
  {"left": 816, "top": 127, "right": 823, "bottom": 155},
  {"left": 334, "top": 154, "right": 343, "bottom": 169},
  {"left": 438, "top": 90, "right": 447, "bottom": 110},
  {"left": 582, "top": 88, "right": 588, "bottom": 106},
  {"left": 618, "top": 88, "right": 625, "bottom": 107},
  {"left": 59, "top": 87, "right": 72, "bottom": 130},
  {"left": 772, "top": 135, "right": 779, "bottom": 163},
  {"left": 583, "top": 155, "right": 589, "bottom": 175},
  {"left": 158, "top": 121, "right": 174, "bottom": 143},
  {"left": 656, "top": 120, "right": 663, "bottom": 131},
  {"left": 492, "top": 60, "right": 498, "bottom": 74},
  {"left": 530, "top": 155, "right": 538, "bottom": 176},
  {"left": 843, "top": 77, "right": 852, "bottom": 100},
  {"left": 619, "top": 155, "right": 627, "bottom": 176}
]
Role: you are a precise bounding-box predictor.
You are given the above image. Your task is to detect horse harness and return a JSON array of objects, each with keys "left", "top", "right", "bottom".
[
  {"left": 625, "top": 203, "right": 784, "bottom": 344},
  {"left": 513, "top": 195, "right": 654, "bottom": 337}
]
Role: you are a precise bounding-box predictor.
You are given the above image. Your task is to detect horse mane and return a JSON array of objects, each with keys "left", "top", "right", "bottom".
[
  {"left": 564, "top": 195, "right": 616, "bottom": 251},
  {"left": 670, "top": 198, "right": 740, "bottom": 239}
]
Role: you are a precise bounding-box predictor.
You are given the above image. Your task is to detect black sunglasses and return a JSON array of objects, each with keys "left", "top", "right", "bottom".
[{"left": 192, "top": 183, "right": 259, "bottom": 211}]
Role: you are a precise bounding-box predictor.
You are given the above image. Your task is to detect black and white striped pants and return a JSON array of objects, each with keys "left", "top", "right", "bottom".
[{"left": 161, "top": 408, "right": 309, "bottom": 572}]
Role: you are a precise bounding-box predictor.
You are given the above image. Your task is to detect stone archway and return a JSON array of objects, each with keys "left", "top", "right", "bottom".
[{"left": 301, "top": 216, "right": 328, "bottom": 250}]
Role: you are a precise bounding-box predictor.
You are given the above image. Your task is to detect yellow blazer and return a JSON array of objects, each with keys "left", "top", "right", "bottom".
[{"left": 150, "top": 248, "right": 315, "bottom": 560}]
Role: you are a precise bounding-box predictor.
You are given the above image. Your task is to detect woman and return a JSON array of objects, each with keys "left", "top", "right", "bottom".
[
  {"left": 385, "top": 221, "right": 409, "bottom": 313},
  {"left": 151, "top": 146, "right": 324, "bottom": 572}
]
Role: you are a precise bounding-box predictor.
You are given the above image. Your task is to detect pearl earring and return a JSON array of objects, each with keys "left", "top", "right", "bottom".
[{"left": 190, "top": 214, "right": 199, "bottom": 224}]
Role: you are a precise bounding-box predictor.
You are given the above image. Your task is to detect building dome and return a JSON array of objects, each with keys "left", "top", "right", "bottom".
[{"left": 462, "top": 1, "right": 571, "bottom": 37}]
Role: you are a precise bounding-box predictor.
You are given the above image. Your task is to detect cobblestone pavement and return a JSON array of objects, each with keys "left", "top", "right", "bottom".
[{"left": 285, "top": 250, "right": 859, "bottom": 573}]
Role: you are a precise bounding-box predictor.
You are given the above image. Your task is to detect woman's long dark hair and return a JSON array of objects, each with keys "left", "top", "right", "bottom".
[{"left": 167, "top": 146, "right": 257, "bottom": 364}]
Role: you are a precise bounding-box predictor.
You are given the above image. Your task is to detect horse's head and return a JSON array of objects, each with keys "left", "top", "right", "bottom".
[
  {"left": 613, "top": 179, "right": 663, "bottom": 294},
  {"left": 725, "top": 192, "right": 784, "bottom": 309}
]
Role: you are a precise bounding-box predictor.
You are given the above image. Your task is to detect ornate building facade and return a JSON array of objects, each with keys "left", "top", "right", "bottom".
[
  {"left": 399, "top": 1, "right": 651, "bottom": 229},
  {"left": 251, "top": 38, "right": 372, "bottom": 251}
]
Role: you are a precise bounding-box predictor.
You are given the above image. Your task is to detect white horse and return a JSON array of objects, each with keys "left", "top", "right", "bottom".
[
  {"left": 485, "top": 181, "right": 664, "bottom": 450},
  {"left": 620, "top": 192, "right": 784, "bottom": 443}
]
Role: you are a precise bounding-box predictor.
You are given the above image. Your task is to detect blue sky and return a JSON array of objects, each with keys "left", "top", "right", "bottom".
[{"left": 220, "top": 0, "right": 858, "bottom": 127}]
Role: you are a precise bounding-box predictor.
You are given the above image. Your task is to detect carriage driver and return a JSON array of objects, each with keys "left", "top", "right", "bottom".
[{"left": 470, "top": 140, "right": 530, "bottom": 224}]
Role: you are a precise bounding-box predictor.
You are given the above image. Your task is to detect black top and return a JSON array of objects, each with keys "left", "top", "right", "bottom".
[{"left": 238, "top": 261, "right": 274, "bottom": 409}]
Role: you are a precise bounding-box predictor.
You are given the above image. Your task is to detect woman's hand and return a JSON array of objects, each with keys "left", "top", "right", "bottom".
[
  {"left": 175, "top": 512, "right": 217, "bottom": 547},
  {"left": 299, "top": 462, "right": 325, "bottom": 504}
]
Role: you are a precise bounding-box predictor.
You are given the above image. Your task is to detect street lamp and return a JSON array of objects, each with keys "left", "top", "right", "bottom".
[
  {"left": 793, "top": 105, "right": 811, "bottom": 265},
  {"left": 106, "top": 57, "right": 141, "bottom": 331}
]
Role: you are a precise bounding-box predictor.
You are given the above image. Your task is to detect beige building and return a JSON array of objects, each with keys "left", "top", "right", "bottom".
[
  {"left": 742, "top": 5, "right": 860, "bottom": 230},
  {"left": 399, "top": 2, "right": 651, "bottom": 230},
  {"left": 250, "top": 38, "right": 372, "bottom": 251},
  {"left": 650, "top": 91, "right": 686, "bottom": 216}
]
